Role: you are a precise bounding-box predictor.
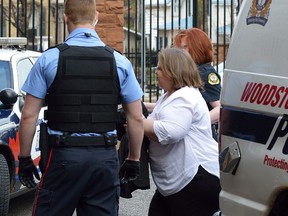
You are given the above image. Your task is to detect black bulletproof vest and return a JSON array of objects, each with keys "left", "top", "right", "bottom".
[{"left": 44, "top": 43, "right": 120, "bottom": 133}]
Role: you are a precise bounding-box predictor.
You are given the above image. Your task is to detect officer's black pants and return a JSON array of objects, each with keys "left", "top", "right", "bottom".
[
  {"left": 148, "top": 166, "right": 221, "bottom": 216},
  {"left": 32, "top": 146, "right": 120, "bottom": 216}
]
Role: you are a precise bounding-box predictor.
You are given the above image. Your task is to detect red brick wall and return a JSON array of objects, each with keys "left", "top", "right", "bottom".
[{"left": 96, "top": 0, "right": 124, "bottom": 52}]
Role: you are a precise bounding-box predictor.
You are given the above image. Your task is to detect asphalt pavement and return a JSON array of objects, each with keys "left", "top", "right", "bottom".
[
  {"left": 8, "top": 178, "right": 156, "bottom": 216},
  {"left": 118, "top": 180, "right": 155, "bottom": 216}
]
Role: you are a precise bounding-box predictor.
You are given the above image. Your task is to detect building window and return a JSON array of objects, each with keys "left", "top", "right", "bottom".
[
  {"left": 173, "top": 0, "right": 179, "bottom": 16},
  {"left": 159, "top": 36, "right": 168, "bottom": 49},
  {"left": 188, "top": 0, "right": 191, "bottom": 16}
]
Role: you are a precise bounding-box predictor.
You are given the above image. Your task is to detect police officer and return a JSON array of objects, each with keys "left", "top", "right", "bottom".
[
  {"left": 174, "top": 28, "right": 221, "bottom": 141},
  {"left": 197, "top": 63, "right": 221, "bottom": 140},
  {"left": 18, "top": 0, "right": 144, "bottom": 215}
]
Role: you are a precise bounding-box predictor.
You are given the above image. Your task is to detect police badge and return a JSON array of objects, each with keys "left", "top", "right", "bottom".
[
  {"left": 246, "top": 0, "right": 272, "bottom": 26},
  {"left": 208, "top": 73, "right": 220, "bottom": 85}
]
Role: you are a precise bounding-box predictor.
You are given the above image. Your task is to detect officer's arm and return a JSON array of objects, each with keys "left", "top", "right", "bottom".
[
  {"left": 209, "top": 100, "right": 221, "bottom": 124},
  {"left": 19, "top": 94, "right": 43, "bottom": 157},
  {"left": 122, "top": 99, "right": 144, "bottom": 161},
  {"left": 143, "top": 102, "right": 156, "bottom": 113}
]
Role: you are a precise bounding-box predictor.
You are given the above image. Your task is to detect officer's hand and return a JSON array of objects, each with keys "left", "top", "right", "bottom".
[
  {"left": 18, "top": 156, "right": 40, "bottom": 188},
  {"left": 119, "top": 159, "right": 140, "bottom": 182}
]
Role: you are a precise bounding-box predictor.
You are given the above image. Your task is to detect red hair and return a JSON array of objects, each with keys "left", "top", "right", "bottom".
[{"left": 174, "top": 28, "right": 214, "bottom": 65}]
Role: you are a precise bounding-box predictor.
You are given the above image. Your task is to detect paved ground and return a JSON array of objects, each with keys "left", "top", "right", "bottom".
[
  {"left": 8, "top": 178, "right": 156, "bottom": 216},
  {"left": 118, "top": 180, "right": 155, "bottom": 216}
]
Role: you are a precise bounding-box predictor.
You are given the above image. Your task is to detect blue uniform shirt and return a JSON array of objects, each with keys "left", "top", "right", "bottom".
[
  {"left": 198, "top": 63, "right": 221, "bottom": 111},
  {"left": 22, "top": 28, "right": 143, "bottom": 135}
]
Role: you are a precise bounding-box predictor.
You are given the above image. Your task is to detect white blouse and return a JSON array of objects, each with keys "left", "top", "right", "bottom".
[{"left": 148, "top": 86, "right": 220, "bottom": 196}]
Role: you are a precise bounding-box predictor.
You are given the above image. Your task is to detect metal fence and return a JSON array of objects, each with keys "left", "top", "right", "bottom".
[
  {"left": 0, "top": 0, "right": 242, "bottom": 102},
  {"left": 124, "top": 0, "right": 242, "bottom": 101}
]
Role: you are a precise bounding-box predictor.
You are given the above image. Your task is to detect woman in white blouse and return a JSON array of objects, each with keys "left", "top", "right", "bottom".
[{"left": 143, "top": 47, "right": 221, "bottom": 216}]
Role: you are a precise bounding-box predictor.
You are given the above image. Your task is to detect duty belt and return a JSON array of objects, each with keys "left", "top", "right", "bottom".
[{"left": 48, "top": 133, "right": 118, "bottom": 147}]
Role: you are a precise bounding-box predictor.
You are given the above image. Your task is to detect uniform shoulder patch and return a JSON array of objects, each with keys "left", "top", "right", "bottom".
[{"left": 208, "top": 73, "right": 220, "bottom": 85}]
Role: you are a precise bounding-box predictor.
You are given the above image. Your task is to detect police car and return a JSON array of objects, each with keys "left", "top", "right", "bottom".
[
  {"left": 0, "top": 37, "right": 42, "bottom": 215},
  {"left": 219, "top": 0, "right": 288, "bottom": 215}
]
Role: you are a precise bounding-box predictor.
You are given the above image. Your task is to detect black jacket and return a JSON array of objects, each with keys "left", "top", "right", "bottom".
[{"left": 117, "top": 101, "right": 150, "bottom": 198}]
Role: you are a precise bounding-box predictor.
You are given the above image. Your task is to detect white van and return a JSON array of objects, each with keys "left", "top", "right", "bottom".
[{"left": 219, "top": 0, "right": 288, "bottom": 215}]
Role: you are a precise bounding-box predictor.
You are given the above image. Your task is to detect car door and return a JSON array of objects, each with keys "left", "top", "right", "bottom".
[{"left": 9, "top": 53, "right": 42, "bottom": 196}]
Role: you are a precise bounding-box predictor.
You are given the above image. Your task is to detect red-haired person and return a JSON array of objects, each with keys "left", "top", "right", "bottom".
[{"left": 174, "top": 28, "right": 221, "bottom": 141}]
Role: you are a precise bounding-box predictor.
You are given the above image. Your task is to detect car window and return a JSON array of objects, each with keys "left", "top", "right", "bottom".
[
  {"left": 0, "top": 60, "right": 11, "bottom": 91},
  {"left": 31, "top": 57, "right": 40, "bottom": 62},
  {"left": 16, "top": 58, "right": 33, "bottom": 90}
]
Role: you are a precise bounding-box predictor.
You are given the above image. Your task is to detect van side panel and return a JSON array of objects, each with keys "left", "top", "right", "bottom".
[
  {"left": 220, "top": 0, "right": 288, "bottom": 215},
  {"left": 221, "top": 71, "right": 288, "bottom": 115},
  {"left": 224, "top": 1, "right": 288, "bottom": 78}
]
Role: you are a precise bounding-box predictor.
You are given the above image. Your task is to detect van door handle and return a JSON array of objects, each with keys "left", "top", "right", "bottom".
[{"left": 219, "top": 141, "right": 241, "bottom": 175}]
